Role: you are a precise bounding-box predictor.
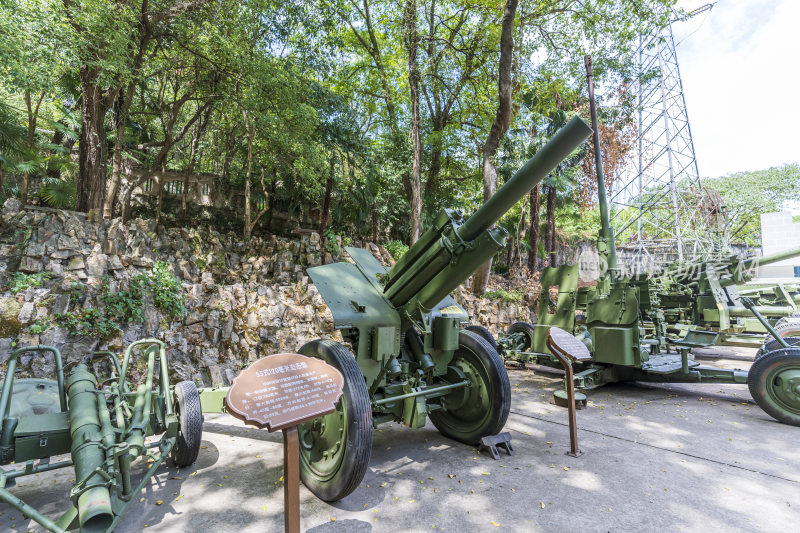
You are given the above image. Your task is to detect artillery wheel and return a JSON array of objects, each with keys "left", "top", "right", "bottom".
[
  {"left": 506, "top": 322, "right": 536, "bottom": 351},
  {"left": 757, "top": 322, "right": 800, "bottom": 350},
  {"left": 747, "top": 347, "right": 800, "bottom": 426},
  {"left": 297, "top": 339, "right": 372, "bottom": 502},
  {"left": 756, "top": 336, "right": 800, "bottom": 360},
  {"left": 429, "top": 330, "right": 511, "bottom": 445},
  {"left": 171, "top": 381, "right": 204, "bottom": 467},
  {"left": 465, "top": 324, "right": 498, "bottom": 352}
]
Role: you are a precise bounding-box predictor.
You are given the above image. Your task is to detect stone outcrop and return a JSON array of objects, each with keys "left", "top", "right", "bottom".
[{"left": 0, "top": 200, "right": 535, "bottom": 385}]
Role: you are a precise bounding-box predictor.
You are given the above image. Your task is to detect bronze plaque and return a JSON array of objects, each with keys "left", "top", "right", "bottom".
[
  {"left": 226, "top": 353, "right": 344, "bottom": 432},
  {"left": 547, "top": 327, "right": 593, "bottom": 362}
]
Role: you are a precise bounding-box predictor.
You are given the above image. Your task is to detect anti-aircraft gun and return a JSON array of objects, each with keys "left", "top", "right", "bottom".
[
  {"left": 648, "top": 247, "right": 800, "bottom": 346},
  {"left": 293, "top": 117, "right": 591, "bottom": 501},
  {"left": 0, "top": 340, "right": 203, "bottom": 532},
  {"left": 494, "top": 56, "right": 800, "bottom": 428}
]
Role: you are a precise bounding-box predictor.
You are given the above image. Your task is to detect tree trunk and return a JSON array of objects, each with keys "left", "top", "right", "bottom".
[
  {"left": 21, "top": 89, "right": 44, "bottom": 207},
  {"left": 318, "top": 154, "right": 335, "bottom": 234},
  {"left": 155, "top": 170, "right": 165, "bottom": 226},
  {"left": 242, "top": 114, "right": 254, "bottom": 240},
  {"left": 76, "top": 68, "right": 111, "bottom": 214},
  {"left": 471, "top": 0, "right": 518, "bottom": 295},
  {"left": 105, "top": 84, "right": 136, "bottom": 219},
  {"left": 545, "top": 184, "right": 557, "bottom": 267},
  {"left": 404, "top": 0, "right": 423, "bottom": 245},
  {"left": 179, "top": 127, "right": 201, "bottom": 225},
  {"left": 371, "top": 209, "right": 379, "bottom": 243},
  {"left": 426, "top": 122, "right": 443, "bottom": 193},
  {"left": 528, "top": 185, "right": 540, "bottom": 271}
]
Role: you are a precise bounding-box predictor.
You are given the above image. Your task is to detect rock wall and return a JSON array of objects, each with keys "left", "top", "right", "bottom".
[{"left": 0, "top": 200, "right": 535, "bottom": 385}]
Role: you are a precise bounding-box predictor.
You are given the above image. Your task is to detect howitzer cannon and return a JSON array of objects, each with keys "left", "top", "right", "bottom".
[
  {"left": 291, "top": 117, "right": 591, "bottom": 501},
  {"left": 0, "top": 340, "right": 203, "bottom": 532},
  {"left": 493, "top": 56, "right": 800, "bottom": 427}
]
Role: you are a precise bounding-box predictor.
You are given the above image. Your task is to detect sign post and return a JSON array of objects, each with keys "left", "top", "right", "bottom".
[{"left": 226, "top": 353, "right": 345, "bottom": 533}]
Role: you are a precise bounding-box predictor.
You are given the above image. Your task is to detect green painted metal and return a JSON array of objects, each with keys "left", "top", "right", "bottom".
[
  {"left": 490, "top": 59, "right": 800, "bottom": 427},
  {"left": 585, "top": 55, "right": 617, "bottom": 276},
  {"left": 306, "top": 114, "right": 590, "bottom": 422},
  {"left": 291, "top": 117, "right": 591, "bottom": 497},
  {"left": 0, "top": 340, "right": 200, "bottom": 532}
]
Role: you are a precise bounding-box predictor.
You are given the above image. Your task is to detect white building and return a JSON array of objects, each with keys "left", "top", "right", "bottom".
[{"left": 758, "top": 211, "right": 800, "bottom": 279}]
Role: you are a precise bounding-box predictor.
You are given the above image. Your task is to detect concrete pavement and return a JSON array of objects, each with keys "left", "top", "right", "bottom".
[{"left": 2, "top": 347, "right": 799, "bottom": 532}]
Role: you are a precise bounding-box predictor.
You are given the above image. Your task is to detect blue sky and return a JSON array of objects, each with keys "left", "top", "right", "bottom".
[{"left": 673, "top": 0, "right": 799, "bottom": 178}]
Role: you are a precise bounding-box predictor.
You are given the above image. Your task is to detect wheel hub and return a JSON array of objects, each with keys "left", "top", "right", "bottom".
[
  {"left": 298, "top": 401, "right": 347, "bottom": 480},
  {"left": 768, "top": 367, "right": 800, "bottom": 413}
]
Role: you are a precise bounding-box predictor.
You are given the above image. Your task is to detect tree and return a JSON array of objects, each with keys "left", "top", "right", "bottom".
[
  {"left": 702, "top": 164, "right": 800, "bottom": 246},
  {"left": 403, "top": 0, "right": 423, "bottom": 243},
  {"left": 471, "top": 0, "right": 518, "bottom": 295},
  {"left": 61, "top": 0, "right": 214, "bottom": 214}
]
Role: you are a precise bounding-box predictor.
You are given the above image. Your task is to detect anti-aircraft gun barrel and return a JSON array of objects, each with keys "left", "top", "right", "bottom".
[
  {"left": 741, "top": 247, "right": 800, "bottom": 271},
  {"left": 383, "top": 116, "right": 592, "bottom": 311}
]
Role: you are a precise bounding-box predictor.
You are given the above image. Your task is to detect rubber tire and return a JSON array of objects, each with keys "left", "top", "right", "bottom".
[
  {"left": 429, "top": 330, "right": 511, "bottom": 445},
  {"left": 764, "top": 321, "right": 800, "bottom": 346},
  {"left": 747, "top": 347, "right": 800, "bottom": 426},
  {"left": 297, "top": 339, "right": 372, "bottom": 502},
  {"left": 756, "top": 336, "right": 800, "bottom": 360},
  {"left": 506, "top": 322, "right": 536, "bottom": 351},
  {"left": 170, "top": 381, "right": 204, "bottom": 468},
  {"left": 465, "top": 324, "right": 498, "bottom": 352}
]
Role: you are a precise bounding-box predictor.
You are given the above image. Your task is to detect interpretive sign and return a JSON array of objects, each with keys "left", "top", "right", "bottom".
[
  {"left": 227, "top": 353, "right": 345, "bottom": 533},
  {"left": 547, "top": 327, "right": 592, "bottom": 362},
  {"left": 226, "top": 353, "right": 344, "bottom": 432}
]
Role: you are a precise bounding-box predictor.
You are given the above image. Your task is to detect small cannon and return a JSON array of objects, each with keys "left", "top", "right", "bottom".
[
  {"left": 294, "top": 117, "right": 592, "bottom": 501},
  {"left": 0, "top": 340, "right": 203, "bottom": 532}
]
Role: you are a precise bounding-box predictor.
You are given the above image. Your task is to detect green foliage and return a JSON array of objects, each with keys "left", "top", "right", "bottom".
[
  {"left": 384, "top": 240, "right": 409, "bottom": 260},
  {"left": 556, "top": 204, "right": 601, "bottom": 243},
  {"left": 51, "top": 309, "right": 121, "bottom": 339},
  {"left": 26, "top": 262, "right": 184, "bottom": 338},
  {"left": 99, "top": 274, "right": 148, "bottom": 324},
  {"left": 482, "top": 288, "right": 523, "bottom": 303},
  {"left": 323, "top": 229, "right": 342, "bottom": 256},
  {"left": 148, "top": 261, "right": 186, "bottom": 320},
  {"left": 65, "top": 280, "right": 86, "bottom": 299},
  {"left": 702, "top": 164, "right": 800, "bottom": 245},
  {"left": 7, "top": 272, "right": 50, "bottom": 294},
  {"left": 39, "top": 178, "right": 77, "bottom": 209}
]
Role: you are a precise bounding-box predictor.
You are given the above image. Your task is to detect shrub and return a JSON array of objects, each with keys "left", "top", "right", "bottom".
[
  {"left": 7, "top": 272, "right": 50, "bottom": 294},
  {"left": 385, "top": 240, "right": 409, "bottom": 260}
]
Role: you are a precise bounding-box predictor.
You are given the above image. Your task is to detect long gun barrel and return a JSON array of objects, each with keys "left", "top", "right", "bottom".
[
  {"left": 383, "top": 116, "right": 592, "bottom": 313},
  {"left": 742, "top": 246, "right": 800, "bottom": 271},
  {"left": 585, "top": 55, "right": 617, "bottom": 274},
  {"left": 66, "top": 365, "right": 114, "bottom": 532}
]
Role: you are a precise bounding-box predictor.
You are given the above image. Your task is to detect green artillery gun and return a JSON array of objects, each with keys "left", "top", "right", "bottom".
[
  {"left": 494, "top": 56, "right": 800, "bottom": 427},
  {"left": 288, "top": 117, "right": 591, "bottom": 501},
  {"left": 648, "top": 247, "right": 800, "bottom": 346},
  {"left": 0, "top": 339, "right": 203, "bottom": 532}
]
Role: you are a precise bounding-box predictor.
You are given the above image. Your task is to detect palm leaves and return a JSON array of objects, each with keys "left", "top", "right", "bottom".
[
  {"left": 39, "top": 178, "right": 77, "bottom": 208},
  {"left": 0, "top": 101, "right": 27, "bottom": 169}
]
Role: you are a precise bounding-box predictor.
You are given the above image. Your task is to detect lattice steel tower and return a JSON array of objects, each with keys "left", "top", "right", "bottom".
[{"left": 611, "top": 4, "right": 719, "bottom": 270}]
